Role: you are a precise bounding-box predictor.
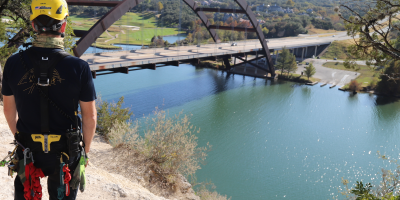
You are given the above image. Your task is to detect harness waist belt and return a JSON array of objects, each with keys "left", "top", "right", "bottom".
[
  {"left": 17, "top": 132, "right": 67, "bottom": 154},
  {"left": 31, "top": 134, "right": 61, "bottom": 153}
]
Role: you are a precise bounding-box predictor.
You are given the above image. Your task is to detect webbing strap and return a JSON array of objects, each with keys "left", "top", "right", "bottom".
[{"left": 26, "top": 49, "right": 70, "bottom": 134}]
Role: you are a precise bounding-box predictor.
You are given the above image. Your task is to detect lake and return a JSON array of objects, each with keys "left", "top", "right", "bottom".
[{"left": 92, "top": 64, "right": 400, "bottom": 199}]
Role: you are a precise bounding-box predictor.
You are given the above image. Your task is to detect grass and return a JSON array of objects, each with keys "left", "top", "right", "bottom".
[
  {"left": 323, "top": 62, "right": 380, "bottom": 88},
  {"left": 70, "top": 12, "right": 185, "bottom": 47},
  {"left": 91, "top": 43, "right": 122, "bottom": 49},
  {"left": 114, "top": 28, "right": 183, "bottom": 45},
  {"left": 320, "top": 39, "right": 357, "bottom": 60},
  {"left": 307, "top": 28, "right": 339, "bottom": 35},
  {"left": 276, "top": 71, "right": 320, "bottom": 83}
]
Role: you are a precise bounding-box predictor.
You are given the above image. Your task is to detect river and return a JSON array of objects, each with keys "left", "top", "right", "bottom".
[
  {"left": 93, "top": 64, "right": 400, "bottom": 199},
  {"left": 82, "top": 35, "right": 186, "bottom": 54}
]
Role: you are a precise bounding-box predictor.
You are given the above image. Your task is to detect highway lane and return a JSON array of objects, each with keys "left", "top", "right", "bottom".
[{"left": 82, "top": 32, "right": 350, "bottom": 71}]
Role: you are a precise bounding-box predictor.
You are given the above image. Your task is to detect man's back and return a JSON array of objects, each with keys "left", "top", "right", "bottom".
[{"left": 2, "top": 47, "right": 96, "bottom": 134}]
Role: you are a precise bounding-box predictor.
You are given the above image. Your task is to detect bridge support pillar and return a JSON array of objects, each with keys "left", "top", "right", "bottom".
[
  {"left": 244, "top": 54, "right": 247, "bottom": 72},
  {"left": 223, "top": 58, "right": 231, "bottom": 70},
  {"left": 301, "top": 48, "right": 305, "bottom": 60},
  {"left": 305, "top": 47, "right": 308, "bottom": 58},
  {"left": 314, "top": 46, "right": 318, "bottom": 57}
]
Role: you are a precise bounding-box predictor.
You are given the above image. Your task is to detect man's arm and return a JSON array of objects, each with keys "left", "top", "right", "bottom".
[
  {"left": 80, "top": 100, "right": 96, "bottom": 154},
  {"left": 3, "top": 95, "right": 18, "bottom": 135}
]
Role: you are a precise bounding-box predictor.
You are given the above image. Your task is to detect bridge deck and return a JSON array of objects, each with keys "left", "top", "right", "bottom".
[{"left": 82, "top": 35, "right": 340, "bottom": 73}]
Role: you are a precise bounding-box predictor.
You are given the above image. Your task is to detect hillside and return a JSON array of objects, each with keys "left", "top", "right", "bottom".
[{"left": 0, "top": 105, "right": 199, "bottom": 200}]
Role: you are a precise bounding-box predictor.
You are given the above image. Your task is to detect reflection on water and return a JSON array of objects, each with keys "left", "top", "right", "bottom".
[
  {"left": 163, "top": 34, "right": 187, "bottom": 43},
  {"left": 91, "top": 65, "right": 400, "bottom": 200}
]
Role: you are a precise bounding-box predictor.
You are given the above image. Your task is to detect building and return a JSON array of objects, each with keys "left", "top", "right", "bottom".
[
  {"left": 283, "top": 7, "right": 294, "bottom": 13},
  {"left": 256, "top": 4, "right": 268, "bottom": 12},
  {"left": 267, "top": 4, "right": 284, "bottom": 13},
  {"left": 306, "top": 8, "right": 313, "bottom": 13},
  {"left": 201, "top": 1, "right": 210, "bottom": 6},
  {"left": 223, "top": 13, "right": 239, "bottom": 21}
]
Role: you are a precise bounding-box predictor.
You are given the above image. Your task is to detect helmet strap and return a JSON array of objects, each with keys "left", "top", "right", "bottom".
[{"left": 33, "top": 18, "right": 66, "bottom": 35}]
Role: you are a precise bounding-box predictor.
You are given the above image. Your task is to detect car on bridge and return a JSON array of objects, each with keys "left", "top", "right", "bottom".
[{"left": 231, "top": 43, "right": 237, "bottom": 46}]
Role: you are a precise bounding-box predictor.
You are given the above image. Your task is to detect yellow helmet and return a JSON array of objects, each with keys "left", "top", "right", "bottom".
[{"left": 30, "top": 0, "right": 69, "bottom": 21}]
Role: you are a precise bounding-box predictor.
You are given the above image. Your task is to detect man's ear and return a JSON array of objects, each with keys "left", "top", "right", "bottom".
[{"left": 60, "top": 21, "right": 67, "bottom": 33}]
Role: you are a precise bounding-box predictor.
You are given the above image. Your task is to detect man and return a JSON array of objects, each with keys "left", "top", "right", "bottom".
[{"left": 2, "top": 0, "right": 96, "bottom": 199}]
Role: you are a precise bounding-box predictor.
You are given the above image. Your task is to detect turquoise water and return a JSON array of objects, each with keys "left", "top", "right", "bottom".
[{"left": 93, "top": 64, "right": 400, "bottom": 199}]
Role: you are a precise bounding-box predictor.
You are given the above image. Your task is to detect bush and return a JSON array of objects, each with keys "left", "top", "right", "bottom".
[
  {"left": 340, "top": 152, "right": 400, "bottom": 199},
  {"left": 96, "top": 96, "right": 133, "bottom": 138},
  {"left": 108, "top": 108, "right": 211, "bottom": 179},
  {"left": 348, "top": 80, "right": 362, "bottom": 92},
  {"left": 196, "top": 183, "right": 231, "bottom": 200}
]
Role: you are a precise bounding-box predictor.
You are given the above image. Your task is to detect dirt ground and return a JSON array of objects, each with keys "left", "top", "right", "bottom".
[{"left": 0, "top": 106, "right": 198, "bottom": 200}]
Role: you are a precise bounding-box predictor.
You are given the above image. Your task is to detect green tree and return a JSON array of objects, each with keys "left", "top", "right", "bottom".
[
  {"left": 336, "top": 0, "right": 400, "bottom": 81},
  {"left": 276, "top": 47, "right": 297, "bottom": 75},
  {"left": 285, "top": 55, "right": 297, "bottom": 75},
  {"left": 157, "top": 2, "right": 164, "bottom": 11},
  {"left": 262, "top": 27, "right": 269, "bottom": 37},
  {"left": 96, "top": 96, "right": 133, "bottom": 138},
  {"left": 0, "top": 0, "right": 76, "bottom": 66},
  {"left": 304, "top": 63, "right": 316, "bottom": 80},
  {"left": 286, "top": 0, "right": 295, "bottom": 7}
]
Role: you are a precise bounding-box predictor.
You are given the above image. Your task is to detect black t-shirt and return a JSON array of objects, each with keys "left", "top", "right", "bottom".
[{"left": 2, "top": 47, "right": 96, "bottom": 134}]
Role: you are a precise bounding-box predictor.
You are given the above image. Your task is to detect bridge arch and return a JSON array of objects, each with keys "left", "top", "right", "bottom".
[{"left": 67, "top": 0, "right": 275, "bottom": 76}]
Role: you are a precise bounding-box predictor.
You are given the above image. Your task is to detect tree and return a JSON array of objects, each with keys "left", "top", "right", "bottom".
[
  {"left": 0, "top": 0, "right": 76, "bottom": 67},
  {"left": 304, "top": 63, "right": 316, "bottom": 80},
  {"left": 262, "top": 27, "right": 269, "bottom": 37},
  {"left": 336, "top": 0, "right": 400, "bottom": 81},
  {"left": 276, "top": 47, "right": 297, "bottom": 75},
  {"left": 286, "top": 0, "right": 295, "bottom": 7},
  {"left": 157, "top": 2, "right": 164, "bottom": 11},
  {"left": 348, "top": 80, "right": 362, "bottom": 93},
  {"left": 285, "top": 55, "right": 297, "bottom": 75}
]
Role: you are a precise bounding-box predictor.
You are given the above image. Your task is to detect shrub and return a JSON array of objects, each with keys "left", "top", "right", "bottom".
[
  {"left": 340, "top": 152, "right": 400, "bottom": 199},
  {"left": 194, "top": 181, "right": 231, "bottom": 200},
  {"left": 108, "top": 108, "right": 211, "bottom": 179},
  {"left": 96, "top": 96, "right": 133, "bottom": 138},
  {"left": 197, "top": 187, "right": 231, "bottom": 200},
  {"left": 348, "top": 80, "right": 362, "bottom": 92}
]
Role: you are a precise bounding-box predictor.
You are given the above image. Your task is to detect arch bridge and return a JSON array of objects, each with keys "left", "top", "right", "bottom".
[{"left": 67, "top": 0, "right": 276, "bottom": 77}]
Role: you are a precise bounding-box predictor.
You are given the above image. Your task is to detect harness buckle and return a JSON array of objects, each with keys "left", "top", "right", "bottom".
[
  {"left": 31, "top": 134, "right": 61, "bottom": 153},
  {"left": 37, "top": 78, "right": 50, "bottom": 86}
]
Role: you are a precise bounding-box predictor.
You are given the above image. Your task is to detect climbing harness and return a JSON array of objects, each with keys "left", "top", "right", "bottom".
[{"left": 0, "top": 46, "right": 87, "bottom": 197}]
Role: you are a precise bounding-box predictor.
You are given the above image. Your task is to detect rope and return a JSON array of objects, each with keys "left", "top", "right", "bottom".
[
  {"left": 23, "top": 163, "right": 45, "bottom": 200},
  {"left": 161, "top": 0, "right": 165, "bottom": 48},
  {"left": 141, "top": 3, "right": 144, "bottom": 48},
  {"left": 57, "top": 156, "right": 71, "bottom": 200},
  {"left": 154, "top": 1, "right": 158, "bottom": 54},
  {"left": 126, "top": 10, "right": 129, "bottom": 52},
  {"left": 198, "top": 6, "right": 202, "bottom": 53},
  {"left": 178, "top": 0, "right": 182, "bottom": 57},
  {"left": 215, "top": 7, "right": 220, "bottom": 55}
]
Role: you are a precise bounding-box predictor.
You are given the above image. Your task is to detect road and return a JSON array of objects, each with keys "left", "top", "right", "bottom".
[
  {"left": 296, "top": 59, "right": 361, "bottom": 86},
  {"left": 83, "top": 32, "right": 349, "bottom": 71}
]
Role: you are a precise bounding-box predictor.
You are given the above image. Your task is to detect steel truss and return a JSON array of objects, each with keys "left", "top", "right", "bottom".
[{"left": 66, "top": 0, "right": 275, "bottom": 76}]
